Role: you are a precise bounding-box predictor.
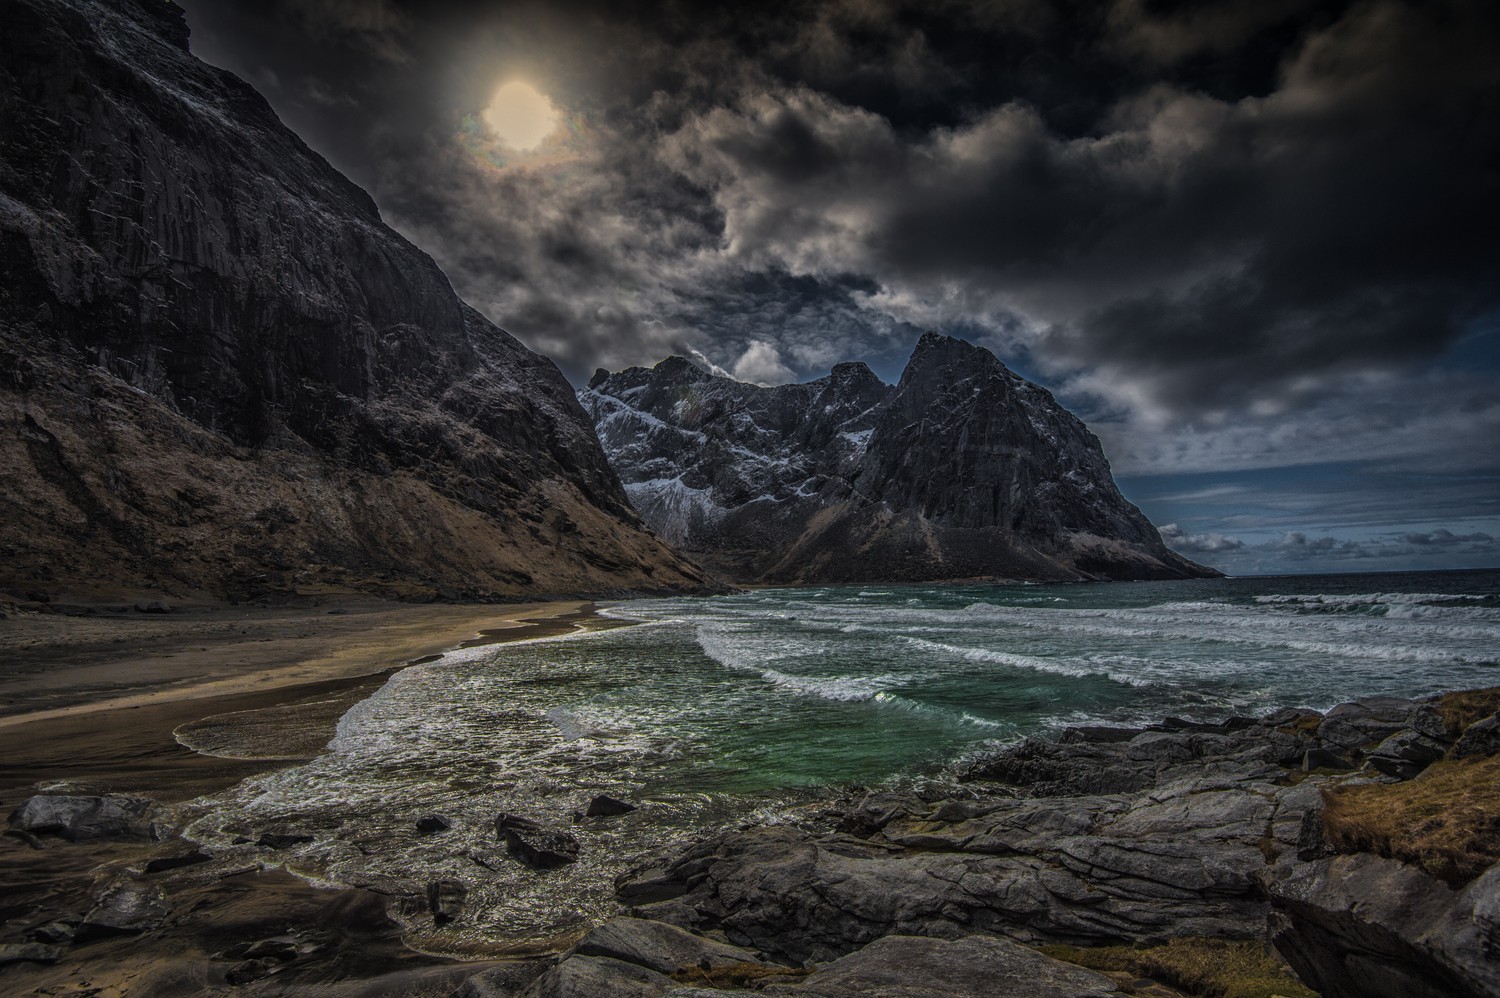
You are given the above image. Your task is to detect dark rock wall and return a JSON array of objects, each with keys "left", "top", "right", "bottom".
[
  {"left": 583, "top": 333, "right": 1214, "bottom": 584},
  {"left": 0, "top": 0, "right": 707, "bottom": 599}
]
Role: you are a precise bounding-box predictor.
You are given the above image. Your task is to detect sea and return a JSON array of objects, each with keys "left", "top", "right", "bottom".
[{"left": 177, "top": 568, "right": 1500, "bottom": 953}]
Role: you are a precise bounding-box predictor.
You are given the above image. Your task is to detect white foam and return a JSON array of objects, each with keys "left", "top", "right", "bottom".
[
  {"left": 1254, "top": 592, "right": 1485, "bottom": 606},
  {"left": 901, "top": 636, "right": 1156, "bottom": 688},
  {"left": 758, "top": 669, "right": 910, "bottom": 702}
]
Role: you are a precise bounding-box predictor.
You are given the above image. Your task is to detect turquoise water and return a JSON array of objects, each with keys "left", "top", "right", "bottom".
[{"left": 181, "top": 568, "right": 1500, "bottom": 948}]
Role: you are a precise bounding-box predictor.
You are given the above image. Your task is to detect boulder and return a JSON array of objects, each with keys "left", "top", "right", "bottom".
[
  {"left": 523, "top": 955, "right": 672, "bottom": 998},
  {"left": 496, "top": 813, "right": 544, "bottom": 833},
  {"left": 1269, "top": 852, "right": 1500, "bottom": 997},
  {"left": 455, "top": 960, "right": 556, "bottom": 998},
  {"left": 416, "top": 814, "right": 453, "bottom": 834},
  {"left": 1365, "top": 730, "right": 1448, "bottom": 780},
  {"left": 571, "top": 917, "right": 769, "bottom": 975},
  {"left": 8, "top": 794, "right": 156, "bottom": 841},
  {"left": 78, "top": 882, "right": 169, "bottom": 939},
  {"left": 1316, "top": 698, "right": 1440, "bottom": 751},
  {"left": 0, "top": 943, "right": 63, "bottom": 965},
  {"left": 428, "top": 879, "right": 467, "bottom": 924},
  {"left": 584, "top": 795, "right": 638, "bottom": 818},
  {"left": 506, "top": 826, "right": 580, "bottom": 867},
  {"left": 835, "top": 792, "right": 921, "bottom": 838},
  {"left": 1454, "top": 714, "right": 1500, "bottom": 759},
  {"left": 760, "top": 934, "right": 1119, "bottom": 997},
  {"left": 31, "top": 920, "right": 76, "bottom": 945}
]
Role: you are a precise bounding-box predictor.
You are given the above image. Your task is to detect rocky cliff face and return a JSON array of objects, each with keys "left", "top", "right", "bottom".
[
  {"left": 581, "top": 334, "right": 1213, "bottom": 584},
  {"left": 0, "top": 0, "right": 707, "bottom": 600}
]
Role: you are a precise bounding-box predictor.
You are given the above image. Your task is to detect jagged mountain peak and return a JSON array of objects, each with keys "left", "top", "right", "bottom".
[{"left": 582, "top": 336, "right": 1215, "bottom": 584}]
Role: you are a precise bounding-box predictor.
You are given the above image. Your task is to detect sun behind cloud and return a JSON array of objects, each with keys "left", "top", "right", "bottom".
[{"left": 481, "top": 81, "right": 558, "bottom": 151}]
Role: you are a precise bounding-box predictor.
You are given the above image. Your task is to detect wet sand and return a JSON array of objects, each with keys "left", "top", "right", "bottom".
[{"left": 0, "top": 598, "right": 602, "bottom": 996}]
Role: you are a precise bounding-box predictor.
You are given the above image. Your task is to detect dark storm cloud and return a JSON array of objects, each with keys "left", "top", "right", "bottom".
[
  {"left": 182, "top": 0, "right": 1500, "bottom": 473},
  {"left": 663, "top": 0, "right": 1500, "bottom": 417}
]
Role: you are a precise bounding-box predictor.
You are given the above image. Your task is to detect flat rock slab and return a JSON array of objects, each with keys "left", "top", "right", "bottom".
[
  {"left": 454, "top": 959, "right": 555, "bottom": 998},
  {"left": 572, "top": 917, "right": 769, "bottom": 975},
  {"left": 761, "top": 934, "right": 1119, "bottom": 997},
  {"left": 524, "top": 954, "right": 672, "bottom": 998},
  {"left": 79, "top": 882, "right": 169, "bottom": 939},
  {"left": 0, "top": 943, "right": 63, "bottom": 965}
]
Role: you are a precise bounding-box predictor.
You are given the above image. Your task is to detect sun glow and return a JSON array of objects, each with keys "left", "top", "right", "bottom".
[{"left": 481, "top": 81, "right": 558, "bottom": 151}]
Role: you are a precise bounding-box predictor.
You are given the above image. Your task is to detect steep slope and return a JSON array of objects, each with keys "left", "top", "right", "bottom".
[
  {"left": 0, "top": 0, "right": 706, "bottom": 600},
  {"left": 581, "top": 334, "right": 1215, "bottom": 584}
]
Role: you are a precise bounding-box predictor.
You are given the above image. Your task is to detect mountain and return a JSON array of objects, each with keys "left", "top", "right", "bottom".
[
  {"left": 0, "top": 0, "right": 707, "bottom": 601},
  {"left": 581, "top": 334, "right": 1216, "bottom": 584}
]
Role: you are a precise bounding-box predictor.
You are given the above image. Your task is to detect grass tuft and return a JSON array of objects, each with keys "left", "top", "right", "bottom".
[
  {"left": 1041, "top": 938, "right": 1315, "bottom": 998},
  {"left": 1433, "top": 686, "right": 1500, "bottom": 736},
  {"left": 1321, "top": 753, "right": 1500, "bottom": 885}
]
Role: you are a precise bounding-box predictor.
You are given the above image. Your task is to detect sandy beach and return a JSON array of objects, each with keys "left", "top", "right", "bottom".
[{"left": 0, "top": 597, "right": 602, "bottom": 996}]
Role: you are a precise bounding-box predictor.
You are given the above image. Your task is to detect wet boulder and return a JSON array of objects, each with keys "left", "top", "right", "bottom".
[
  {"left": 416, "top": 814, "right": 452, "bottom": 834},
  {"left": 78, "top": 882, "right": 169, "bottom": 939},
  {"left": 428, "top": 879, "right": 467, "bottom": 924},
  {"left": 8, "top": 794, "right": 157, "bottom": 841},
  {"left": 584, "top": 795, "right": 638, "bottom": 818},
  {"left": 505, "top": 826, "right": 580, "bottom": 868}
]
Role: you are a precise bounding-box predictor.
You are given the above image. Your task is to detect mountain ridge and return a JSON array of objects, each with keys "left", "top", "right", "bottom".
[
  {"left": 582, "top": 332, "right": 1216, "bottom": 584},
  {"left": 0, "top": 0, "right": 708, "bottom": 601}
]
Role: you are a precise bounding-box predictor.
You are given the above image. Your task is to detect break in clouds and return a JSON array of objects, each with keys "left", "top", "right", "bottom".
[{"left": 187, "top": 0, "right": 1499, "bottom": 560}]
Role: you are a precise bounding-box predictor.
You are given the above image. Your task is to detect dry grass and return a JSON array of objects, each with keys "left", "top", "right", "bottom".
[
  {"left": 1321, "top": 753, "right": 1500, "bottom": 885},
  {"left": 1433, "top": 687, "right": 1500, "bottom": 736},
  {"left": 670, "top": 961, "right": 813, "bottom": 989},
  {"left": 1041, "top": 938, "right": 1315, "bottom": 998}
]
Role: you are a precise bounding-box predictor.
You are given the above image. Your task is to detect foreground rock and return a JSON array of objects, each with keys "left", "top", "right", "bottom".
[
  {"left": 427, "top": 879, "right": 467, "bottom": 925},
  {"left": 474, "top": 918, "right": 1120, "bottom": 998},
  {"left": 1270, "top": 844, "right": 1500, "bottom": 997},
  {"left": 760, "top": 934, "right": 1119, "bottom": 997},
  {"left": 582, "top": 336, "right": 1215, "bottom": 584},
  {"left": 8, "top": 794, "right": 158, "bottom": 841},
  {"left": 600, "top": 690, "right": 1498, "bottom": 996},
  {"left": 570, "top": 917, "right": 772, "bottom": 975},
  {"left": 78, "top": 881, "right": 170, "bottom": 939},
  {"left": 619, "top": 715, "right": 1337, "bottom": 960},
  {"left": 508, "top": 829, "right": 580, "bottom": 868}
]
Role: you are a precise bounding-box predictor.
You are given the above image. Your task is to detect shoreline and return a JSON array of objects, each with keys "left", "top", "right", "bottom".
[
  {"left": 0, "top": 597, "right": 616, "bottom": 996},
  {"left": 0, "top": 599, "right": 607, "bottom": 803}
]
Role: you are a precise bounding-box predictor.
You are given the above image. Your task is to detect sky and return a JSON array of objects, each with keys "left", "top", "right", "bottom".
[{"left": 180, "top": 0, "right": 1500, "bottom": 577}]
